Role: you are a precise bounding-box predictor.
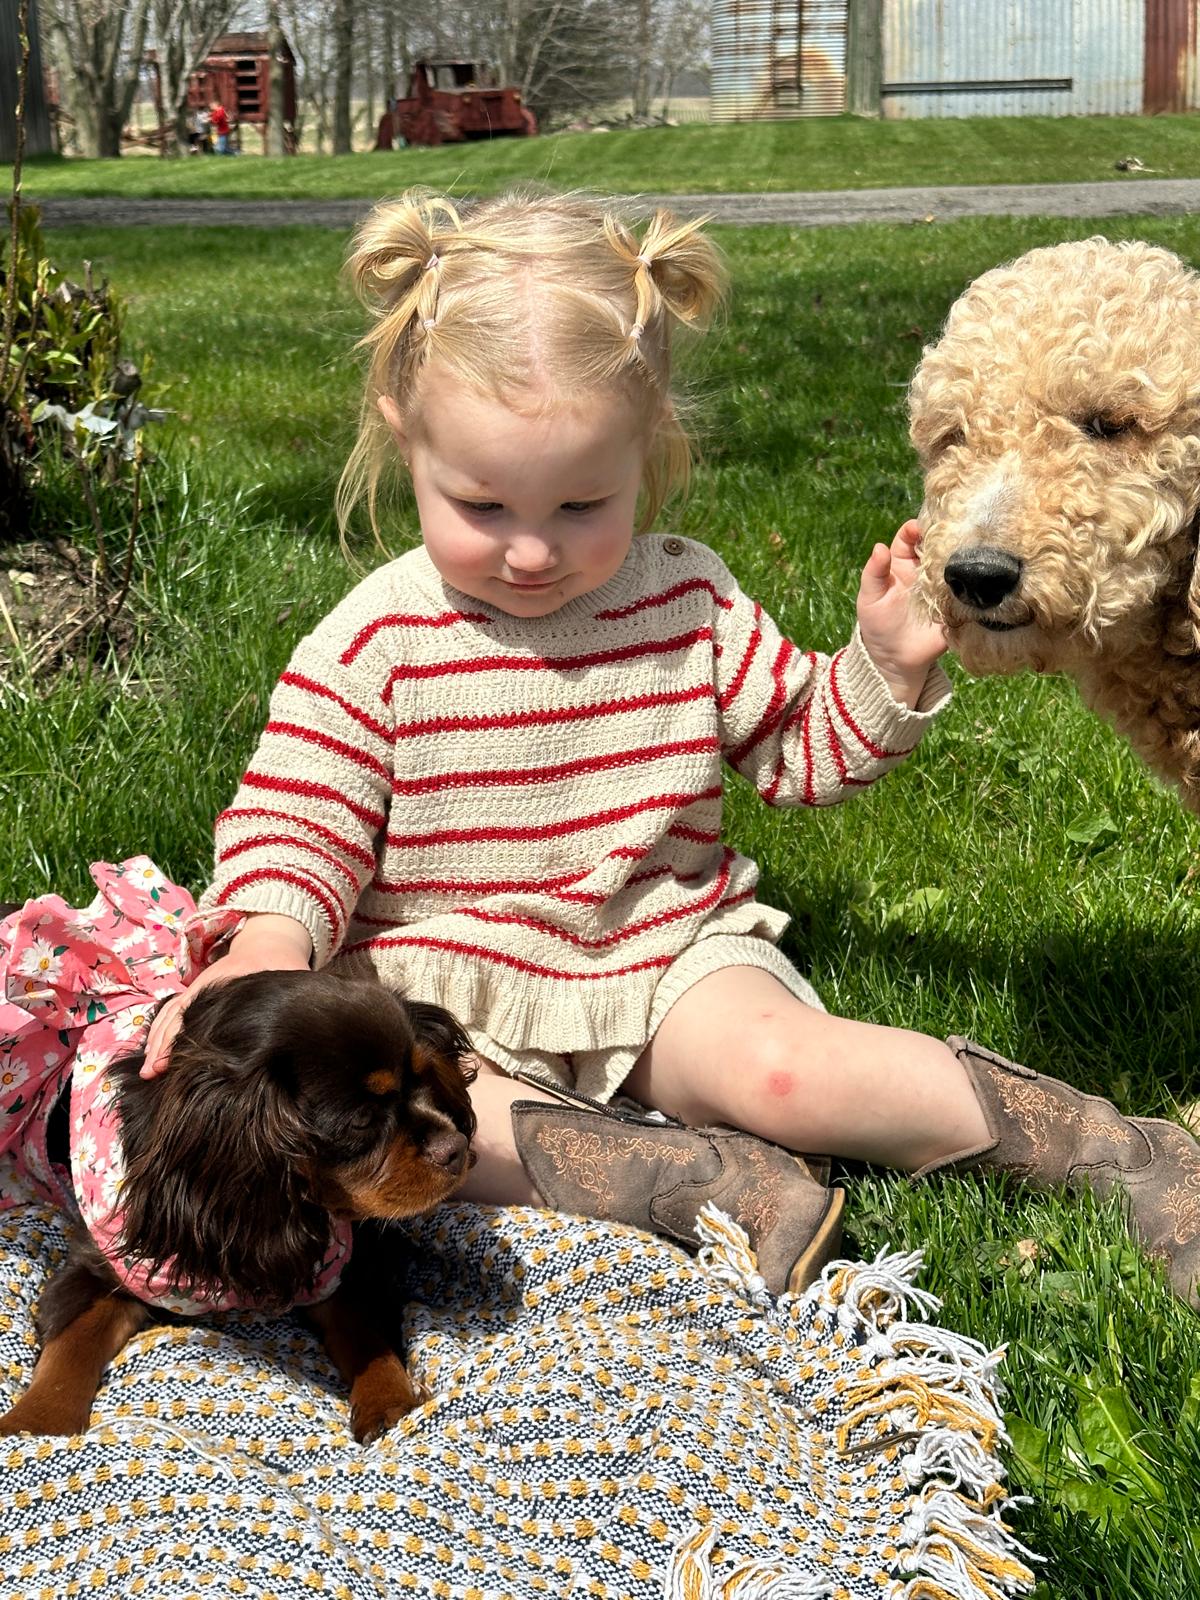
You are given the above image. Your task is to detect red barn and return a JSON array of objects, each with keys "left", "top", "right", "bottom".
[{"left": 187, "top": 31, "right": 297, "bottom": 152}]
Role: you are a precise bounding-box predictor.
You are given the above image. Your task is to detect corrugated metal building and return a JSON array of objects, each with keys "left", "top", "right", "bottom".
[
  {"left": 711, "top": 0, "right": 1200, "bottom": 121},
  {"left": 711, "top": 0, "right": 848, "bottom": 119},
  {"left": 0, "top": 0, "right": 54, "bottom": 160}
]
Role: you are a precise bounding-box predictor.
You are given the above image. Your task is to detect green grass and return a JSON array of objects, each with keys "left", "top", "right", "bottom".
[
  {"left": 5, "top": 211, "right": 1200, "bottom": 1595},
  {"left": 17, "top": 111, "right": 1200, "bottom": 201}
]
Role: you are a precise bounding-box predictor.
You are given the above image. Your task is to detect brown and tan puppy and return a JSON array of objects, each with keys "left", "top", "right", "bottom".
[
  {"left": 911, "top": 236, "right": 1200, "bottom": 810},
  {"left": 0, "top": 970, "right": 476, "bottom": 1443}
]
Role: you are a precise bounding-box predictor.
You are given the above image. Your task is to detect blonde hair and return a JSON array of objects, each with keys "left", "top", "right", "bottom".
[{"left": 336, "top": 186, "right": 727, "bottom": 542}]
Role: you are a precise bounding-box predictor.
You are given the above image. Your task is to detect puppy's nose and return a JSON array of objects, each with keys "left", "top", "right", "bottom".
[
  {"left": 943, "top": 546, "right": 1023, "bottom": 610},
  {"left": 423, "top": 1127, "right": 469, "bottom": 1174}
]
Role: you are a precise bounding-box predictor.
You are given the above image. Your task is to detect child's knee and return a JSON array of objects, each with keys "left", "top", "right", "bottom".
[{"left": 721, "top": 1028, "right": 807, "bottom": 1122}]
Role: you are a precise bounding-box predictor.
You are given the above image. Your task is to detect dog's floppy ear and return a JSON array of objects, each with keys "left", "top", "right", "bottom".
[
  {"left": 401, "top": 997, "right": 477, "bottom": 1082},
  {"left": 111, "top": 1047, "right": 334, "bottom": 1309},
  {"left": 1188, "top": 520, "right": 1200, "bottom": 650}
]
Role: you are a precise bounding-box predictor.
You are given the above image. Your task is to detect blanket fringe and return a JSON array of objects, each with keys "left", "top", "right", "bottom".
[
  {"left": 668, "top": 1524, "right": 836, "bottom": 1599},
  {"left": 675, "top": 1210, "right": 1039, "bottom": 1600}
]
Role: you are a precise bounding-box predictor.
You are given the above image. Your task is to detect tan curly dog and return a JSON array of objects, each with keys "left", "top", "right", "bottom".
[{"left": 911, "top": 236, "right": 1200, "bottom": 811}]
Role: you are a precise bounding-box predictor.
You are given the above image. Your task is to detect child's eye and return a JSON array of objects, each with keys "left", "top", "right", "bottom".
[
  {"left": 455, "top": 499, "right": 503, "bottom": 516},
  {"left": 561, "top": 500, "right": 604, "bottom": 514}
]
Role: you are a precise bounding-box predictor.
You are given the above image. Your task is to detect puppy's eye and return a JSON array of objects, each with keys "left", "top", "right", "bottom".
[
  {"left": 1079, "top": 414, "right": 1135, "bottom": 441},
  {"left": 341, "top": 1103, "right": 386, "bottom": 1152}
]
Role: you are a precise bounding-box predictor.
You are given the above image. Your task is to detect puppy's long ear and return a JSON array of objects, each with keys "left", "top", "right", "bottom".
[
  {"left": 111, "top": 1048, "right": 334, "bottom": 1310},
  {"left": 1188, "top": 517, "right": 1200, "bottom": 651},
  {"left": 402, "top": 998, "right": 477, "bottom": 1082}
]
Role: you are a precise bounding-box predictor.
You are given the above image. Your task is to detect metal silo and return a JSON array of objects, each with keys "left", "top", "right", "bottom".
[{"left": 711, "top": 0, "right": 849, "bottom": 121}]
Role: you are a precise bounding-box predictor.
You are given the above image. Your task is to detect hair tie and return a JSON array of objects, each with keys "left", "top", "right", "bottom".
[
  {"left": 422, "top": 317, "right": 437, "bottom": 331},
  {"left": 425, "top": 253, "right": 440, "bottom": 271},
  {"left": 628, "top": 322, "right": 645, "bottom": 342},
  {"left": 636, "top": 253, "right": 652, "bottom": 268}
]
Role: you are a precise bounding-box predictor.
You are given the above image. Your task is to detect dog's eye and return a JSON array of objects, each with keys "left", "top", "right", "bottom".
[
  {"left": 1079, "top": 413, "right": 1135, "bottom": 441},
  {"left": 340, "top": 1103, "right": 387, "bottom": 1153}
]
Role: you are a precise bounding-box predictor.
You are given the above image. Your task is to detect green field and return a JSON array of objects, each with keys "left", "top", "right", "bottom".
[
  {"left": 16, "top": 111, "right": 1200, "bottom": 200},
  {"left": 5, "top": 210, "right": 1200, "bottom": 1595}
]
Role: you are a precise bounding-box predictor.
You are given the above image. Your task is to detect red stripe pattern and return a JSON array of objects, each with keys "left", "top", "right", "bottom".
[{"left": 202, "top": 536, "right": 946, "bottom": 1052}]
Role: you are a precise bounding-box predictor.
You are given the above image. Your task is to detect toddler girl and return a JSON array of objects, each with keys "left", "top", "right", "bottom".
[{"left": 144, "top": 188, "right": 1200, "bottom": 1303}]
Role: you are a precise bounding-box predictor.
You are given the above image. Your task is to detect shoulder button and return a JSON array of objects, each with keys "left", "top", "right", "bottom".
[{"left": 662, "top": 537, "right": 685, "bottom": 556}]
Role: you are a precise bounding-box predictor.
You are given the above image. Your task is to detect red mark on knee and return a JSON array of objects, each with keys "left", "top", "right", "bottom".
[{"left": 765, "top": 1070, "right": 794, "bottom": 1099}]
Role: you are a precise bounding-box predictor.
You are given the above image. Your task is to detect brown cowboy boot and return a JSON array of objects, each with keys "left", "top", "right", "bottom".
[
  {"left": 917, "top": 1038, "right": 1200, "bottom": 1305},
  {"left": 510, "top": 1076, "right": 844, "bottom": 1298}
]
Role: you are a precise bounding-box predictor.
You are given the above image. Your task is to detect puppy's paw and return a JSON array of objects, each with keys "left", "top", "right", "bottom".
[
  {"left": 0, "top": 1393, "right": 91, "bottom": 1437},
  {"left": 349, "top": 1358, "right": 424, "bottom": 1444}
]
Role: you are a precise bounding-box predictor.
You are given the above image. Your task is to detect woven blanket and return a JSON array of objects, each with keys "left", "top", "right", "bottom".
[{"left": 0, "top": 1201, "right": 1037, "bottom": 1600}]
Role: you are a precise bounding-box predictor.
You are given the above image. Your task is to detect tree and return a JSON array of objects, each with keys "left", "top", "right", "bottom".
[
  {"left": 474, "top": 0, "right": 633, "bottom": 126},
  {"left": 149, "top": 0, "right": 239, "bottom": 156},
  {"left": 632, "top": 0, "right": 651, "bottom": 118},
  {"left": 284, "top": 0, "right": 334, "bottom": 151},
  {"left": 650, "top": 0, "right": 708, "bottom": 111},
  {"left": 331, "top": 0, "right": 353, "bottom": 153},
  {"left": 265, "top": 0, "right": 287, "bottom": 155},
  {"left": 42, "top": 0, "right": 153, "bottom": 158}
]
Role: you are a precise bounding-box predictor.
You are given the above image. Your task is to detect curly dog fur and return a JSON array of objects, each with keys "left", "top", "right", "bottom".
[{"left": 911, "top": 236, "right": 1200, "bottom": 810}]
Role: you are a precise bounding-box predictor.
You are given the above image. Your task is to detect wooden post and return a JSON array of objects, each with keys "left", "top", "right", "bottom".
[{"left": 846, "top": 0, "right": 883, "bottom": 119}]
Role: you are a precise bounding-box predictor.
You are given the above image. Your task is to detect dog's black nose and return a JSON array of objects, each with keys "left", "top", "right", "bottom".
[
  {"left": 943, "top": 546, "right": 1023, "bottom": 610},
  {"left": 423, "top": 1127, "right": 469, "bottom": 1174}
]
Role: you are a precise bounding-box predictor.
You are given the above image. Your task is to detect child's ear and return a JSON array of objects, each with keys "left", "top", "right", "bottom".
[{"left": 377, "top": 395, "right": 408, "bottom": 454}]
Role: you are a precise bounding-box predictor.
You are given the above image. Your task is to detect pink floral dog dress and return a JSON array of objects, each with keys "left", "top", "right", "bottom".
[{"left": 0, "top": 858, "right": 351, "bottom": 1314}]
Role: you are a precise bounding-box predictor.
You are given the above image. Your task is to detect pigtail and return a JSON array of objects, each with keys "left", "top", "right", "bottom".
[
  {"left": 636, "top": 210, "right": 728, "bottom": 328},
  {"left": 337, "top": 193, "right": 464, "bottom": 545},
  {"left": 604, "top": 209, "right": 727, "bottom": 352},
  {"left": 602, "top": 208, "right": 727, "bottom": 529}
]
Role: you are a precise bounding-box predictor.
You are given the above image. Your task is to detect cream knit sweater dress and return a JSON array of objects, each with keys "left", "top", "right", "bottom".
[{"left": 201, "top": 534, "right": 951, "bottom": 1100}]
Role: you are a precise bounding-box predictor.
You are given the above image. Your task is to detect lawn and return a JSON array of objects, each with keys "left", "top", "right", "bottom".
[
  {"left": 16, "top": 111, "right": 1200, "bottom": 201},
  {"left": 4, "top": 210, "right": 1200, "bottom": 1596}
]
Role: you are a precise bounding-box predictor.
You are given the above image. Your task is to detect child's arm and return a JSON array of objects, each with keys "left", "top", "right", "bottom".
[
  {"left": 199, "top": 620, "right": 397, "bottom": 968},
  {"left": 140, "top": 912, "right": 313, "bottom": 1078},
  {"left": 143, "top": 573, "right": 404, "bottom": 1076},
  {"left": 711, "top": 520, "right": 950, "bottom": 807}
]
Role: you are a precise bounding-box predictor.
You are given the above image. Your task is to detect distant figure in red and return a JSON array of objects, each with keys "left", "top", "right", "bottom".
[{"left": 209, "top": 101, "right": 232, "bottom": 155}]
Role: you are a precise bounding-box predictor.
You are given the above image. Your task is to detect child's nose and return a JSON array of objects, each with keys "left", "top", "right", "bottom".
[{"left": 505, "top": 530, "right": 558, "bottom": 572}]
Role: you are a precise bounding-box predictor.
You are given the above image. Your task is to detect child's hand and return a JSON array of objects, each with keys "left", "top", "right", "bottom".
[
  {"left": 855, "top": 519, "right": 947, "bottom": 708},
  {"left": 140, "top": 913, "right": 313, "bottom": 1079}
]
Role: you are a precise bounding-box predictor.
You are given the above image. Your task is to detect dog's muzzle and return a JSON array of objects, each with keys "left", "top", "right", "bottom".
[{"left": 943, "top": 545, "right": 1025, "bottom": 629}]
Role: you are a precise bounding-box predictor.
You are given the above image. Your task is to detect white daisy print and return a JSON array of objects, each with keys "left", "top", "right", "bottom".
[
  {"left": 129, "top": 861, "right": 167, "bottom": 893},
  {"left": 73, "top": 1128, "right": 99, "bottom": 1174},
  {"left": 0, "top": 1054, "right": 34, "bottom": 1098},
  {"left": 74, "top": 1045, "right": 113, "bottom": 1083},
  {"left": 96, "top": 1160, "right": 123, "bottom": 1215},
  {"left": 15, "top": 940, "right": 63, "bottom": 984},
  {"left": 112, "top": 1006, "right": 155, "bottom": 1043}
]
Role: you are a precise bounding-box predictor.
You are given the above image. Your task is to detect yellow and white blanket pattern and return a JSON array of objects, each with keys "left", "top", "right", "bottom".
[{"left": 0, "top": 1202, "right": 1037, "bottom": 1600}]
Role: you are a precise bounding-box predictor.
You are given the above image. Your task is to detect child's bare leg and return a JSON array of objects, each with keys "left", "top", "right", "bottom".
[
  {"left": 456, "top": 1056, "right": 547, "bottom": 1206},
  {"left": 457, "top": 1030, "right": 850, "bottom": 1297},
  {"left": 624, "top": 966, "right": 991, "bottom": 1172}
]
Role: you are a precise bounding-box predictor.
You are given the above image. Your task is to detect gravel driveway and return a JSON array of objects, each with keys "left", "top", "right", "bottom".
[{"left": 35, "top": 177, "right": 1200, "bottom": 231}]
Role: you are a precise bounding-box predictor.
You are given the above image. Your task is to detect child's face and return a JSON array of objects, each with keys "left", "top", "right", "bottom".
[{"left": 380, "top": 366, "right": 646, "bottom": 617}]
